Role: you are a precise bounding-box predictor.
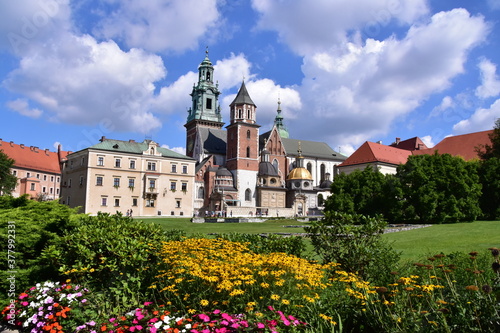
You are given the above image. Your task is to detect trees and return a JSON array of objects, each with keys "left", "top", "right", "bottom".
[
  {"left": 325, "top": 166, "right": 403, "bottom": 222},
  {"left": 0, "top": 150, "right": 17, "bottom": 195},
  {"left": 397, "top": 153, "right": 482, "bottom": 224},
  {"left": 478, "top": 157, "right": 500, "bottom": 220},
  {"left": 477, "top": 118, "right": 500, "bottom": 159}
]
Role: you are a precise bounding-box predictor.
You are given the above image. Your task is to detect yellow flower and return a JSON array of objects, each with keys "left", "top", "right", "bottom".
[
  {"left": 271, "top": 294, "right": 280, "bottom": 300},
  {"left": 281, "top": 299, "right": 290, "bottom": 305},
  {"left": 200, "top": 299, "right": 209, "bottom": 306}
]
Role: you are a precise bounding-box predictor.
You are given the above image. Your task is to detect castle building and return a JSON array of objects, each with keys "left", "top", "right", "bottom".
[
  {"left": 186, "top": 52, "right": 347, "bottom": 216},
  {"left": 60, "top": 137, "right": 196, "bottom": 216},
  {"left": 0, "top": 139, "right": 68, "bottom": 200}
]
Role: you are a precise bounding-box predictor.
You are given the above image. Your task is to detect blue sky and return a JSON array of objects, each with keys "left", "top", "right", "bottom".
[{"left": 1, "top": 0, "right": 500, "bottom": 156}]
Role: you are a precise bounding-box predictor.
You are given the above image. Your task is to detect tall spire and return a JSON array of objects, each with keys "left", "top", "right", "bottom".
[{"left": 274, "top": 98, "right": 289, "bottom": 138}]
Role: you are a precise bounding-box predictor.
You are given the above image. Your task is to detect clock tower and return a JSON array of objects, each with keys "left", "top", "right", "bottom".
[{"left": 185, "top": 49, "right": 224, "bottom": 159}]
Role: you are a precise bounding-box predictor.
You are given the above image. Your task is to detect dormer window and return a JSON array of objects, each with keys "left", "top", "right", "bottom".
[{"left": 150, "top": 147, "right": 155, "bottom": 155}]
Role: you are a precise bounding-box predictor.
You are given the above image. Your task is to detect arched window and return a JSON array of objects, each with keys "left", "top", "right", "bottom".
[
  {"left": 198, "top": 187, "right": 204, "bottom": 199},
  {"left": 247, "top": 109, "right": 251, "bottom": 119},
  {"left": 307, "top": 162, "right": 312, "bottom": 174},
  {"left": 207, "top": 71, "right": 211, "bottom": 81},
  {"left": 238, "top": 109, "right": 243, "bottom": 118},
  {"left": 245, "top": 188, "right": 252, "bottom": 201},
  {"left": 273, "top": 159, "right": 279, "bottom": 172},
  {"left": 247, "top": 130, "right": 251, "bottom": 139},
  {"left": 320, "top": 164, "right": 326, "bottom": 181},
  {"left": 246, "top": 146, "right": 251, "bottom": 158}
]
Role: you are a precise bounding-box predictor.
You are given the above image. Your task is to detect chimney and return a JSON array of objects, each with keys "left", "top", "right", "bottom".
[
  {"left": 99, "top": 136, "right": 106, "bottom": 142},
  {"left": 45, "top": 148, "right": 50, "bottom": 155},
  {"left": 20, "top": 144, "right": 24, "bottom": 148},
  {"left": 376, "top": 140, "right": 383, "bottom": 144},
  {"left": 395, "top": 137, "right": 400, "bottom": 145},
  {"left": 0, "top": 138, "right": 2, "bottom": 146},
  {"left": 34, "top": 146, "right": 39, "bottom": 152},
  {"left": 10, "top": 141, "right": 14, "bottom": 147},
  {"left": 129, "top": 139, "right": 135, "bottom": 143}
]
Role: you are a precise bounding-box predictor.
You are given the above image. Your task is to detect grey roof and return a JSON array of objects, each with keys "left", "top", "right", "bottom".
[
  {"left": 199, "top": 128, "right": 226, "bottom": 155},
  {"left": 89, "top": 138, "right": 194, "bottom": 160},
  {"left": 281, "top": 138, "right": 346, "bottom": 161},
  {"left": 230, "top": 81, "right": 256, "bottom": 106},
  {"left": 258, "top": 161, "right": 279, "bottom": 176}
]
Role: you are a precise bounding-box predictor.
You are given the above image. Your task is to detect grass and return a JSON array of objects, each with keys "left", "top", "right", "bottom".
[
  {"left": 140, "top": 217, "right": 311, "bottom": 234},
  {"left": 383, "top": 220, "right": 500, "bottom": 261},
  {"left": 139, "top": 217, "right": 500, "bottom": 262}
]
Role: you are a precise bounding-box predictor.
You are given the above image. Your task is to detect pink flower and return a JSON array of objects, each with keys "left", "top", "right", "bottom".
[
  {"left": 257, "top": 323, "right": 265, "bottom": 329},
  {"left": 109, "top": 318, "right": 116, "bottom": 323},
  {"left": 267, "top": 306, "right": 274, "bottom": 311},
  {"left": 21, "top": 301, "right": 28, "bottom": 306},
  {"left": 198, "top": 314, "right": 210, "bottom": 322},
  {"left": 213, "top": 309, "right": 221, "bottom": 314},
  {"left": 129, "top": 327, "right": 135, "bottom": 332},
  {"left": 143, "top": 302, "right": 153, "bottom": 306},
  {"left": 150, "top": 327, "right": 157, "bottom": 333},
  {"left": 221, "top": 313, "right": 233, "bottom": 321}
]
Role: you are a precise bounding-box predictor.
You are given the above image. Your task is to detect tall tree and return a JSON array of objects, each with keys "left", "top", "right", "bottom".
[
  {"left": 477, "top": 118, "right": 500, "bottom": 159},
  {"left": 397, "top": 153, "right": 482, "bottom": 224},
  {"left": 478, "top": 157, "right": 500, "bottom": 220},
  {"left": 0, "top": 149, "right": 17, "bottom": 195}
]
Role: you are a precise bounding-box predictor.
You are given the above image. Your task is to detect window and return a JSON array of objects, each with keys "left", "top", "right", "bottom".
[
  {"left": 114, "top": 198, "right": 120, "bottom": 207},
  {"left": 27, "top": 172, "right": 31, "bottom": 178},
  {"left": 50, "top": 176, "right": 54, "bottom": 182},
  {"left": 70, "top": 161, "right": 73, "bottom": 169},
  {"left": 43, "top": 175, "right": 47, "bottom": 181},
  {"left": 146, "top": 198, "right": 155, "bottom": 207},
  {"left": 246, "top": 146, "right": 250, "bottom": 158},
  {"left": 12, "top": 170, "right": 17, "bottom": 176},
  {"left": 132, "top": 198, "right": 138, "bottom": 206},
  {"left": 56, "top": 189, "right": 60, "bottom": 195},
  {"left": 247, "top": 130, "right": 251, "bottom": 139},
  {"left": 79, "top": 176, "right": 84, "bottom": 185},
  {"left": 113, "top": 178, "right": 120, "bottom": 187},
  {"left": 149, "top": 179, "right": 156, "bottom": 189},
  {"left": 206, "top": 98, "right": 212, "bottom": 109},
  {"left": 181, "top": 183, "right": 187, "bottom": 191},
  {"left": 42, "top": 186, "right": 46, "bottom": 193},
  {"left": 147, "top": 162, "right": 156, "bottom": 171},
  {"left": 68, "top": 179, "right": 72, "bottom": 188},
  {"left": 176, "top": 200, "right": 181, "bottom": 208},
  {"left": 170, "top": 182, "right": 176, "bottom": 191},
  {"left": 97, "top": 157, "right": 104, "bottom": 166},
  {"left": 245, "top": 188, "right": 251, "bottom": 201},
  {"left": 115, "top": 159, "right": 121, "bottom": 168},
  {"left": 129, "top": 178, "right": 135, "bottom": 188},
  {"left": 307, "top": 162, "right": 312, "bottom": 174},
  {"left": 171, "top": 164, "right": 177, "bottom": 173},
  {"left": 101, "top": 197, "right": 107, "bottom": 206},
  {"left": 36, "top": 174, "right": 40, "bottom": 179},
  {"left": 198, "top": 187, "right": 204, "bottom": 199},
  {"left": 182, "top": 165, "right": 188, "bottom": 174},
  {"left": 49, "top": 188, "right": 53, "bottom": 194},
  {"left": 129, "top": 160, "right": 136, "bottom": 169},
  {"left": 96, "top": 176, "right": 103, "bottom": 186},
  {"left": 81, "top": 157, "right": 85, "bottom": 166},
  {"left": 57, "top": 177, "right": 60, "bottom": 183}
]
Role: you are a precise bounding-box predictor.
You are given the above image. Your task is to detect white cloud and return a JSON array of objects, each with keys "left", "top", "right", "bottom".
[
  {"left": 251, "top": 0, "right": 428, "bottom": 55},
  {"left": 453, "top": 99, "right": 500, "bottom": 134},
  {"left": 7, "top": 98, "right": 43, "bottom": 118},
  {"left": 476, "top": 58, "right": 500, "bottom": 98},
  {"left": 162, "top": 144, "right": 186, "bottom": 155},
  {"left": 3, "top": 33, "right": 166, "bottom": 134},
  {"left": 420, "top": 135, "right": 435, "bottom": 148},
  {"left": 94, "top": 0, "right": 220, "bottom": 53},
  {"left": 289, "top": 9, "right": 488, "bottom": 148},
  {"left": 430, "top": 96, "right": 455, "bottom": 117}
]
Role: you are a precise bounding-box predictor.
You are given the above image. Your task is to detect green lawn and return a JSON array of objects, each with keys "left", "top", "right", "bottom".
[
  {"left": 383, "top": 220, "right": 500, "bottom": 261},
  {"left": 139, "top": 217, "right": 500, "bottom": 262},
  {"left": 140, "top": 217, "right": 311, "bottom": 234}
]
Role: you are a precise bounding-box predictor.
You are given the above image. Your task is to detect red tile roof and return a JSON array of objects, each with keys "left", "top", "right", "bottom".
[
  {"left": 341, "top": 130, "right": 493, "bottom": 169},
  {"left": 0, "top": 139, "right": 69, "bottom": 174},
  {"left": 414, "top": 130, "right": 493, "bottom": 161},
  {"left": 390, "top": 137, "right": 428, "bottom": 151},
  {"left": 339, "top": 141, "right": 412, "bottom": 167}
]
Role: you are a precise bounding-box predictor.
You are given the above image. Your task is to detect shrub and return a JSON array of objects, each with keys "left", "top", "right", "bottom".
[
  {"left": 42, "top": 213, "right": 169, "bottom": 316},
  {"left": 0, "top": 199, "right": 79, "bottom": 306},
  {"left": 305, "top": 211, "right": 400, "bottom": 284},
  {"left": 216, "top": 233, "right": 306, "bottom": 257}
]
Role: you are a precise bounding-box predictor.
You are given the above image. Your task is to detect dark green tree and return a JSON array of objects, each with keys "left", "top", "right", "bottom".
[
  {"left": 478, "top": 157, "right": 500, "bottom": 220},
  {"left": 0, "top": 149, "right": 17, "bottom": 195},
  {"left": 325, "top": 166, "right": 403, "bottom": 222},
  {"left": 477, "top": 118, "right": 500, "bottom": 159},
  {"left": 397, "top": 153, "right": 482, "bottom": 224}
]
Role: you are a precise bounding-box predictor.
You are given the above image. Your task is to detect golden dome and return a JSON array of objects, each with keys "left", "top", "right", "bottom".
[{"left": 287, "top": 167, "right": 313, "bottom": 180}]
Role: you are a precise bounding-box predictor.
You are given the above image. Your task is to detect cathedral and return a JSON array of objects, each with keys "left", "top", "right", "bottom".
[{"left": 185, "top": 51, "right": 346, "bottom": 217}]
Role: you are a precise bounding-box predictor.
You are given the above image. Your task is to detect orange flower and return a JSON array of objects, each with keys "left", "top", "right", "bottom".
[{"left": 101, "top": 325, "right": 107, "bottom": 331}]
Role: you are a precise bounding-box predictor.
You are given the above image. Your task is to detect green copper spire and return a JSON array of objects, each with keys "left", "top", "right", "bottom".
[
  {"left": 186, "top": 48, "right": 223, "bottom": 124},
  {"left": 274, "top": 98, "right": 289, "bottom": 138}
]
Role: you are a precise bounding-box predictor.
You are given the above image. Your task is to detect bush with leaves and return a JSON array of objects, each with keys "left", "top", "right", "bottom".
[
  {"left": 305, "top": 211, "right": 400, "bottom": 284},
  {"left": 0, "top": 198, "right": 79, "bottom": 306},
  {"left": 478, "top": 157, "right": 500, "bottom": 220},
  {"left": 42, "top": 213, "right": 170, "bottom": 317},
  {"left": 216, "top": 233, "right": 306, "bottom": 257}
]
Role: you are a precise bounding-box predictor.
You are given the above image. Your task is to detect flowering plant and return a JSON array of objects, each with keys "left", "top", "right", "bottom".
[{"left": 1, "top": 281, "right": 94, "bottom": 333}]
